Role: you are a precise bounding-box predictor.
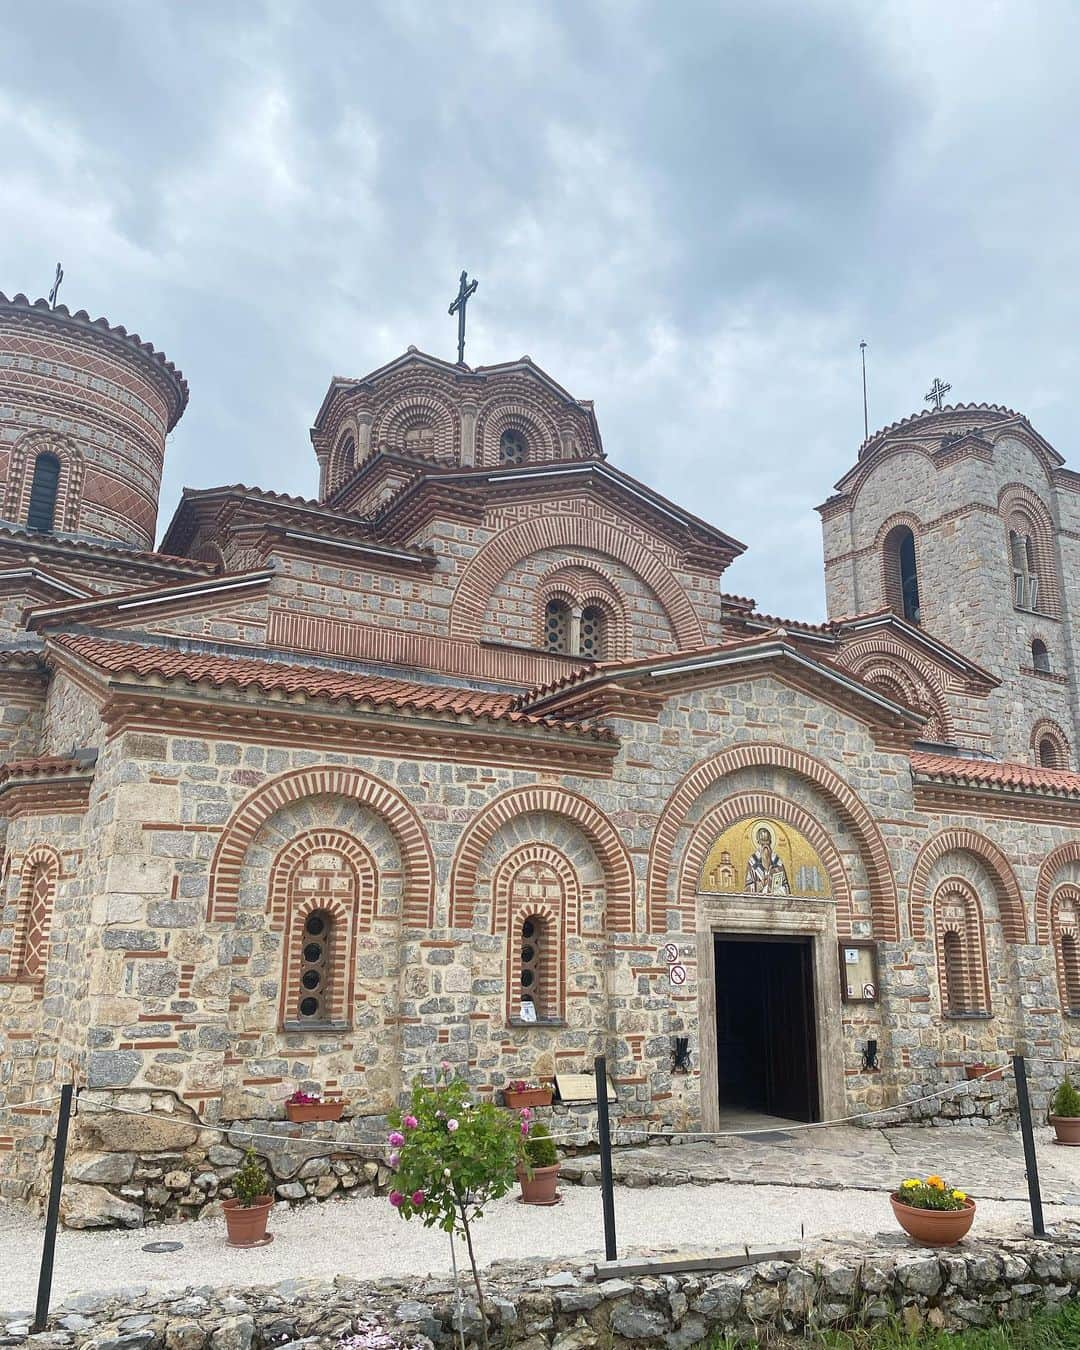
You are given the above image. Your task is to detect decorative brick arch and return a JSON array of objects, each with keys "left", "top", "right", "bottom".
[
  {"left": 932, "top": 876, "right": 991, "bottom": 1015},
  {"left": 838, "top": 637, "right": 953, "bottom": 742},
  {"left": 677, "top": 791, "right": 855, "bottom": 934},
  {"left": 476, "top": 399, "right": 561, "bottom": 466},
  {"left": 373, "top": 392, "right": 456, "bottom": 461},
  {"left": 207, "top": 766, "right": 435, "bottom": 927},
  {"left": 494, "top": 844, "right": 579, "bottom": 1023},
  {"left": 646, "top": 743, "right": 898, "bottom": 939},
  {"left": 1031, "top": 718, "right": 1071, "bottom": 771},
  {"left": 1050, "top": 886, "right": 1080, "bottom": 1014},
  {"left": 449, "top": 786, "right": 634, "bottom": 931},
  {"left": 4, "top": 431, "right": 84, "bottom": 533},
  {"left": 450, "top": 515, "right": 704, "bottom": 649},
  {"left": 491, "top": 843, "right": 581, "bottom": 937},
  {"left": 999, "top": 482, "right": 1061, "bottom": 618},
  {"left": 1035, "top": 841, "right": 1080, "bottom": 943},
  {"left": 268, "top": 828, "right": 379, "bottom": 931},
  {"left": 908, "top": 828, "right": 1025, "bottom": 943},
  {"left": 0, "top": 844, "right": 62, "bottom": 985},
  {"left": 876, "top": 512, "right": 924, "bottom": 619}
]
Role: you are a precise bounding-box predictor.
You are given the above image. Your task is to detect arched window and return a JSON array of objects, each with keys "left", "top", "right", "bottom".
[
  {"left": 934, "top": 882, "right": 989, "bottom": 1017},
  {"left": 296, "top": 909, "right": 333, "bottom": 1023},
  {"left": 579, "top": 604, "right": 608, "bottom": 659},
  {"left": 1038, "top": 736, "right": 1063, "bottom": 770},
  {"left": 26, "top": 453, "right": 61, "bottom": 533},
  {"left": 519, "top": 914, "right": 544, "bottom": 1017},
  {"left": 499, "top": 429, "right": 527, "bottom": 466},
  {"left": 544, "top": 598, "right": 571, "bottom": 654},
  {"left": 883, "top": 525, "right": 920, "bottom": 624},
  {"left": 403, "top": 425, "right": 435, "bottom": 457},
  {"left": 1010, "top": 529, "right": 1040, "bottom": 611},
  {"left": 1052, "top": 891, "right": 1080, "bottom": 1015},
  {"left": 1032, "top": 639, "right": 1051, "bottom": 674}
]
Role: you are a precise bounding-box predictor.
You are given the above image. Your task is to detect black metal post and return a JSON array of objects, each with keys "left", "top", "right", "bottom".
[
  {"left": 32, "top": 1082, "right": 74, "bottom": 1332},
  {"left": 1012, "top": 1054, "right": 1046, "bottom": 1238},
  {"left": 594, "top": 1054, "right": 617, "bottom": 1260}
]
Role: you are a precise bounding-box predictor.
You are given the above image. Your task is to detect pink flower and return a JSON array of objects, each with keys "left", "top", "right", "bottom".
[
  {"left": 521, "top": 1120, "right": 530, "bottom": 1136},
  {"left": 388, "top": 1151, "right": 400, "bottom": 1169},
  {"left": 411, "top": 1190, "right": 426, "bottom": 1207},
  {"left": 446, "top": 1118, "right": 459, "bottom": 1133},
  {"left": 520, "top": 1107, "right": 533, "bottom": 1121},
  {"left": 441, "top": 1059, "right": 452, "bottom": 1071},
  {"left": 388, "top": 1190, "right": 404, "bottom": 1208},
  {"left": 403, "top": 1115, "right": 418, "bottom": 1130},
  {"left": 387, "top": 1131, "right": 405, "bottom": 1148}
]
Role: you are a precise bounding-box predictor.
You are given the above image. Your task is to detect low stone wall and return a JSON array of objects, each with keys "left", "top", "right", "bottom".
[
  {"left": 58, "top": 1093, "right": 619, "bottom": 1228},
  {"left": 6, "top": 1224, "right": 1080, "bottom": 1348}
]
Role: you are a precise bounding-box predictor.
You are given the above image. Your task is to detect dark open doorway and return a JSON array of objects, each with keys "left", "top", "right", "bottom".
[{"left": 714, "top": 935, "right": 819, "bottom": 1123}]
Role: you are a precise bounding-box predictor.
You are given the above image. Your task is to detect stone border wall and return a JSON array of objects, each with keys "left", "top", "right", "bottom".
[{"left": 5, "top": 1224, "right": 1080, "bottom": 1347}]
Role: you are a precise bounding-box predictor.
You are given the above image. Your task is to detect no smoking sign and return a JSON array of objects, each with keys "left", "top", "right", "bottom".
[{"left": 668, "top": 963, "right": 687, "bottom": 987}]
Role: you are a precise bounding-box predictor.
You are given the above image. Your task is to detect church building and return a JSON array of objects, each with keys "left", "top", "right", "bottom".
[{"left": 1, "top": 286, "right": 1079, "bottom": 1206}]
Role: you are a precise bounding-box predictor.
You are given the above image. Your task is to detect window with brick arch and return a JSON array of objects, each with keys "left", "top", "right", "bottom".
[
  {"left": 26, "top": 453, "right": 61, "bottom": 533},
  {"left": 499, "top": 429, "right": 527, "bottom": 466},
  {"left": 403, "top": 425, "right": 435, "bottom": 457},
  {"left": 933, "top": 883, "right": 989, "bottom": 1017},
  {"left": 579, "top": 604, "right": 608, "bottom": 659},
  {"left": 1009, "top": 528, "right": 1040, "bottom": 612},
  {"left": 1032, "top": 639, "right": 1051, "bottom": 674},
  {"left": 883, "top": 525, "right": 920, "bottom": 625},
  {"left": 544, "top": 598, "right": 571, "bottom": 654},
  {"left": 282, "top": 848, "right": 360, "bottom": 1030},
  {"left": 296, "top": 909, "right": 334, "bottom": 1022},
  {"left": 508, "top": 863, "right": 564, "bottom": 1023},
  {"left": 1052, "top": 892, "right": 1080, "bottom": 1015},
  {"left": 1038, "top": 734, "right": 1066, "bottom": 770}
]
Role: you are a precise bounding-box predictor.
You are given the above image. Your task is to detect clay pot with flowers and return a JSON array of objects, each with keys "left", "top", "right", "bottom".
[
  {"left": 516, "top": 1117, "right": 561, "bottom": 1205},
  {"left": 1049, "top": 1076, "right": 1080, "bottom": 1145},
  {"left": 503, "top": 1079, "right": 553, "bottom": 1110},
  {"left": 285, "top": 1089, "right": 346, "bottom": 1122},
  {"left": 222, "top": 1147, "right": 274, "bottom": 1247},
  {"left": 891, "top": 1175, "right": 975, "bottom": 1246}
]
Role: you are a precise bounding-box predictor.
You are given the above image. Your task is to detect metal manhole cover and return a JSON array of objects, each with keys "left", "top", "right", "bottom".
[{"left": 142, "top": 1241, "right": 184, "bottom": 1253}]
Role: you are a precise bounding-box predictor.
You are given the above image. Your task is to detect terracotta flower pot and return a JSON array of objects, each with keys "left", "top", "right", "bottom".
[
  {"left": 503, "top": 1087, "right": 553, "bottom": 1110},
  {"left": 1050, "top": 1115, "right": 1080, "bottom": 1145},
  {"left": 890, "top": 1194, "right": 976, "bottom": 1246},
  {"left": 965, "top": 1064, "right": 1002, "bottom": 1081},
  {"left": 516, "top": 1162, "right": 561, "bottom": 1205},
  {"left": 223, "top": 1195, "right": 273, "bottom": 1247},
  {"left": 285, "top": 1099, "right": 345, "bottom": 1122}
]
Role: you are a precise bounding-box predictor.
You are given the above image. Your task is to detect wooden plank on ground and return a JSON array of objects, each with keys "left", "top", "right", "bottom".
[{"left": 593, "top": 1246, "right": 800, "bottom": 1279}]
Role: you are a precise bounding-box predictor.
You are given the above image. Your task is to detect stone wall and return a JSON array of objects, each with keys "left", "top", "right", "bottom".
[{"left": 7, "top": 1225, "right": 1080, "bottom": 1347}]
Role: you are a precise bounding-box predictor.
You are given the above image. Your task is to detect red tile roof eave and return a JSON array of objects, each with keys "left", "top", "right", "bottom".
[
  {"left": 910, "top": 751, "right": 1080, "bottom": 797},
  {"left": 47, "top": 634, "right": 615, "bottom": 741},
  {"left": 0, "top": 754, "right": 92, "bottom": 784}
]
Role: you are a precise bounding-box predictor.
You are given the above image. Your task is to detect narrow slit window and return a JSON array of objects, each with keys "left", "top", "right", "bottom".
[
  {"left": 544, "top": 598, "right": 571, "bottom": 654},
  {"left": 297, "top": 910, "right": 332, "bottom": 1022},
  {"left": 26, "top": 454, "right": 61, "bottom": 533},
  {"left": 942, "top": 930, "right": 968, "bottom": 1014},
  {"left": 1032, "top": 639, "right": 1051, "bottom": 673}
]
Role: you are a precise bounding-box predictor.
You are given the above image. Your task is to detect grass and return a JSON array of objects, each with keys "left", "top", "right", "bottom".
[{"left": 704, "top": 1299, "right": 1080, "bottom": 1348}]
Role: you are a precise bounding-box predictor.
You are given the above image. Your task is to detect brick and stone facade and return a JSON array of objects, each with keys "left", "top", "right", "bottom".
[{"left": 2, "top": 293, "right": 1080, "bottom": 1223}]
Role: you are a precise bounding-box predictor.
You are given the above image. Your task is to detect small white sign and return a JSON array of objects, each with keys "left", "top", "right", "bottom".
[
  {"left": 662, "top": 943, "right": 680, "bottom": 964},
  {"left": 862, "top": 983, "right": 876, "bottom": 1000},
  {"left": 844, "top": 948, "right": 860, "bottom": 965},
  {"left": 669, "top": 963, "right": 687, "bottom": 987},
  {"left": 519, "top": 999, "right": 537, "bottom": 1022}
]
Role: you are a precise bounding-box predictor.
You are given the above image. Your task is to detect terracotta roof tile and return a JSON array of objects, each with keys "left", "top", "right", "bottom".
[
  {"left": 910, "top": 751, "right": 1080, "bottom": 796},
  {"left": 0, "top": 755, "right": 92, "bottom": 782},
  {"left": 51, "top": 635, "right": 612, "bottom": 739}
]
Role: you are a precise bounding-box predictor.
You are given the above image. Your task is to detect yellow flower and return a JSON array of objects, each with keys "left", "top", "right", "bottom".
[
  {"left": 952, "top": 1190, "right": 967, "bottom": 1201},
  {"left": 901, "top": 1178, "right": 920, "bottom": 1189},
  {"left": 926, "top": 1175, "right": 945, "bottom": 1189}
]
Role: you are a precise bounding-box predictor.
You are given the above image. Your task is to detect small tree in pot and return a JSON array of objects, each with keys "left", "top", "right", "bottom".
[
  {"left": 1049, "top": 1076, "right": 1080, "bottom": 1145},
  {"left": 516, "top": 1118, "right": 561, "bottom": 1205},
  {"left": 222, "top": 1147, "right": 274, "bottom": 1247}
]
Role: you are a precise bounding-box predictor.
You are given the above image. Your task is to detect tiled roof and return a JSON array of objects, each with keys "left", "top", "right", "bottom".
[
  {"left": 0, "top": 292, "right": 188, "bottom": 426},
  {"left": 50, "top": 635, "right": 612, "bottom": 738},
  {"left": 910, "top": 752, "right": 1080, "bottom": 797},
  {"left": 0, "top": 755, "right": 91, "bottom": 782}
]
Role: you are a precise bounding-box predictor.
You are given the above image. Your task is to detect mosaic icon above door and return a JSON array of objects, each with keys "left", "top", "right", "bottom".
[{"left": 699, "top": 817, "right": 831, "bottom": 899}]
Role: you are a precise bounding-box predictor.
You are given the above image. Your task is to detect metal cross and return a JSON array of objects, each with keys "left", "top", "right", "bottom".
[
  {"left": 924, "top": 376, "right": 951, "bottom": 412},
  {"left": 448, "top": 270, "right": 478, "bottom": 365},
  {"left": 48, "top": 262, "right": 64, "bottom": 310}
]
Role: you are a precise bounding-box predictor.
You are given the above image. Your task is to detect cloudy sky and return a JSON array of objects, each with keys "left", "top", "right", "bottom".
[{"left": 4, "top": 1, "right": 1078, "bottom": 619}]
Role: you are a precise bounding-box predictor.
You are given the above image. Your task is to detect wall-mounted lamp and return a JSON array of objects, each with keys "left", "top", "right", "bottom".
[
  {"left": 862, "top": 1038, "right": 879, "bottom": 1072},
  {"left": 672, "top": 1036, "right": 692, "bottom": 1074}
]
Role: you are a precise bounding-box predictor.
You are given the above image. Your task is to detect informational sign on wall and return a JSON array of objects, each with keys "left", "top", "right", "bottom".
[{"left": 838, "top": 940, "right": 878, "bottom": 1003}]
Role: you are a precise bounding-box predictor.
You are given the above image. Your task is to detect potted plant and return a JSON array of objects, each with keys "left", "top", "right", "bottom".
[
  {"left": 890, "top": 1175, "right": 975, "bottom": 1246},
  {"left": 222, "top": 1147, "right": 274, "bottom": 1247},
  {"left": 285, "top": 1089, "right": 346, "bottom": 1122},
  {"left": 385, "top": 1062, "right": 522, "bottom": 1350},
  {"left": 502, "top": 1079, "right": 553, "bottom": 1110},
  {"left": 516, "top": 1119, "right": 561, "bottom": 1205},
  {"left": 1049, "top": 1076, "right": 1080, "bottom": 1145}
]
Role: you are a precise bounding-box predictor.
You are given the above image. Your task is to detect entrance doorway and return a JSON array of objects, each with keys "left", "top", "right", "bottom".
[{"left": 713, "top": 935, "right": 819, "bottom": 1123}]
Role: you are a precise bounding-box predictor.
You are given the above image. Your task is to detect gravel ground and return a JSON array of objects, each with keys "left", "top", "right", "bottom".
[{"left": 2, "top": 1182, "right": 1075, "bottom": 1314}]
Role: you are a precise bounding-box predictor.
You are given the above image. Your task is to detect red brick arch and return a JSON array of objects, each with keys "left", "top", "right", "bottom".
[
  {"left": 646, "top": 743, "right": 898, "bottom": 938},
  {"left": 677, "top": 791, "right": 855, "bottom": 935},
  {"left": 449, "top": 514, "right": 704, "bottom": 649},
  {"left": 908, "top": 828, "right": 1025, "bottom": 943},
  {"left": 1035, "top": 841, "right": 1080, "bottom": 943},
  {"left": 449, "top": 785, "right": 634, "bottom": 931},
  {"left": 207, "top": 766, "right": 435, "bottom": 927}
]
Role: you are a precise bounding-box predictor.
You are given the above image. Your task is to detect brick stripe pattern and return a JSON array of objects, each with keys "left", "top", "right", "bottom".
[
  {"left": 449, "top": 785, "right": 634, "bottom": 932},
  {"left": 646, "top": 742, "right": 899, "bottom": 939},
  {"left": 207, "top": 766, "right": 435, "bottom": 928},
  {"left": 1035, "top": 842, "right": 1080, "bottom": 943},
  {"left": 908, "top": 828, "right": 1026, "bottom": 944},
  {"left": 999, "top": 483, "right": 1062, "bottom": 620},
  {"left": 0, "top": 844, "right": 60, "bottom": 985},
  {"left": 933, "top": 878, "right": 991, "bottom": 1015}
]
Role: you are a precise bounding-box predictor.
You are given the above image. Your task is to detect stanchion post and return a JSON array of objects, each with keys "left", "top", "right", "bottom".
[
  {"left": 594, "top": 1054, "right": 617, "bottom": 1260},
  {"left": 1012, "top": 1054, "right": 1046, "bottom": 1238},
  {"left": 32, "top": 1082, "right": 74, "bottom": 1332}
]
